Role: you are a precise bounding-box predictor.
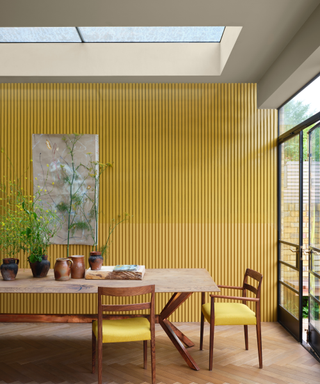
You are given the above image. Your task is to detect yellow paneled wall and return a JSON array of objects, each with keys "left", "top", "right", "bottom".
[{"left": 0, "top": 83, "right": 277, "bottom": 321}]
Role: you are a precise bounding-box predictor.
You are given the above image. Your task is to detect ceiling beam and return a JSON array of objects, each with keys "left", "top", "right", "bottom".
[{"left": 257, "top": 3, "right": 320, "bottom": 109}]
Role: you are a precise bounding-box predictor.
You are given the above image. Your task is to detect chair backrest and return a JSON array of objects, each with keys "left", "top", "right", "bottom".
[
  {"left": 97, "top": 285, "right": 155, "bottom": 319},
  {"left": 242, "top": 268, "right": 263, "bottom": 300}
]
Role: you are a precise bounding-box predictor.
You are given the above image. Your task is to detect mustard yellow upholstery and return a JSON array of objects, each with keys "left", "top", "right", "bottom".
[
  {"left": 202, "top": 302, "right": 257, "bottom": 326},
  {"left": 92, "top": 317, "right": 151, "bottom": 343}
]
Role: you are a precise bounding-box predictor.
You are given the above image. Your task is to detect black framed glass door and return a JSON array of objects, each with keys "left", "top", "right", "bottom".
[
  {"left": 307, "top": 125, "right": 320, "bottom": 356},
  {"left": 278, "top": 134, "right": 303, "bottom": 341}
]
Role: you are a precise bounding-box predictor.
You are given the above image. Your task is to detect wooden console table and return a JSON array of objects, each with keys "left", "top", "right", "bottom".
[{"left": 0, "top": 268, "right": 219, "bottom": 371}]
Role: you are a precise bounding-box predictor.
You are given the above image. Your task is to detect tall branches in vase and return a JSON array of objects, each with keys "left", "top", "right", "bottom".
[
  {"left": 80, "top": 153, "right": 113, "bottom": 252},
  {"left": 56, "top": 134, "right": 112, "bottom": 257}
]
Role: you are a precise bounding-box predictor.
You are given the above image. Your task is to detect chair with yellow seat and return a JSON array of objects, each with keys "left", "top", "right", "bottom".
[
  {"left": 200, "top": 268, "right": 263, "bottom": 370},
  {"left": 92, "top": 285, "right": 156, "bottom": 384}
]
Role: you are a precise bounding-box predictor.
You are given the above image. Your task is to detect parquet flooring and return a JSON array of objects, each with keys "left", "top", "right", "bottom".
[{"left": 0, "top": 322, "right": 319, "bottom": 384}]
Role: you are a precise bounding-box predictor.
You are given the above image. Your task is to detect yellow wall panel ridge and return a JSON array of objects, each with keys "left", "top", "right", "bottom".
[{"left": 0, "top": 83, "right": 277, "bottom": 321}]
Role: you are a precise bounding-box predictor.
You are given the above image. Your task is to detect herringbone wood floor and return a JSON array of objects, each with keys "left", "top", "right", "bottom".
[{"left": 0, "top": 322, "right": 319, "bottom": 384}]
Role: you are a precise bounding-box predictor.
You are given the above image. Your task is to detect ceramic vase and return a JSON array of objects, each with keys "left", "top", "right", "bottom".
[
  {"left": 69, "top": 255, "right": 85, "bottom": 279},
  {"left": 89, "top": 251, "right": 103, "bottom": 270},
  {"left": 0, "top": 258, "right": 19, "bottom": 281},
  {"left": 29, "top": 255, "right": 50, "bottom": 278}
]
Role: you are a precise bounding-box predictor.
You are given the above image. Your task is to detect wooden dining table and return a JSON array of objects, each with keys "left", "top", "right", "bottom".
[{"left": 0, "top": 268, "right": 219, "bottom": 371}]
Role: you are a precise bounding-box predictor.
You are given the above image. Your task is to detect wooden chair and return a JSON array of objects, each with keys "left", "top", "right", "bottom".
[
  {"left": 200, "top": 268, "right": 263, "bottom": 370},
  {"left": 92, "top": 285, "right": 156, "bottom": 384}
]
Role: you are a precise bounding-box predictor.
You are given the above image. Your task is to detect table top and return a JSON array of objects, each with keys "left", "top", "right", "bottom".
[{"left": 0, "top": 268, "right": 219, "bottom": 294}]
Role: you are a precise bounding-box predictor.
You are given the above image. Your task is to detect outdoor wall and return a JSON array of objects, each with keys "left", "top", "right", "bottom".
[{"left": 0, "top": 83, "right": 277, "bottom": 321}]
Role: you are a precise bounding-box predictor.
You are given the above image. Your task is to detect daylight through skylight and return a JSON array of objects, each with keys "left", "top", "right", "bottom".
[
  {"left": 0, "top": 27, "right": 81, "bottom": 42},
  {"left": 78, "top": 27, "right": 225, "bottom": 42},
  {"left": 0, "top": 27, "right": 225, "bottom": 43}
]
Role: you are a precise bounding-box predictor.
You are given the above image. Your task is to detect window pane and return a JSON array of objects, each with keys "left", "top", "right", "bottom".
[
  {"left": 310, "top": 274, "right": 320, "bottom": 300},
  {"left": 0, "top": 27, "right": 81, "bottom": 42},
  {"left": 280, "top": 264, "right": 299, "bottom": 291},
  {"left": 280, "top": 136, "right": 300, "bottom": 241},
  {"left": 279, "top": 75, "right": 320, "bottom": 135},
  {"left": 280, "top": 243, "right": 297, "bottom": 267},
  {"left": 310, "top": 297, "right": 320, "bottom": 332},
  {"left": 311, "top": 252, "right": 320, "bottom": 274},
  {"left": 78, "top": 27, "right": 225, "bottom": 42},
  {"left": 280, "top": 284, "right": 299, "bottom": 319},
  {"left": 310, "top": 126, "right": 320, "bottom": 249}
]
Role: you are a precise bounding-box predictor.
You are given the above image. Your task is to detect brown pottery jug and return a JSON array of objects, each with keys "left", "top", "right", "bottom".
[
  {"left": 54, "top": 258, "right": 73, "bottom": 281},
  {"left": 0, "top": 258, "right": 19, "bottom": 281},
  {"left": 69, "top": 255, "right": 85, "bottom": 279}
]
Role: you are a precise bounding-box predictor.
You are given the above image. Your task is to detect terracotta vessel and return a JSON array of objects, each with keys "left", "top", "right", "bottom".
[
  {"left": 54, "top": 258, "right": 73, "bottom": 281},
  {"left": 69, "top": 255, "right": 85, "bottom": 279},
  {"left": 0, "top": 258, "right": 19, "bottom": 281},
  {"left": 29, "top": 255, "right": 50, "bottom": 278},
  {"left": 89, "top": 251, "right": 103, "bottom": 270}
]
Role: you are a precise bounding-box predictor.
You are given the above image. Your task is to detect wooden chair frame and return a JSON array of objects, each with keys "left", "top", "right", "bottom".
[
  {"left": 92, "top": 285, "right": 156, "bottom": 384},
  {"left": 200, "top": 268, "right": 263, "bottom": 370}
]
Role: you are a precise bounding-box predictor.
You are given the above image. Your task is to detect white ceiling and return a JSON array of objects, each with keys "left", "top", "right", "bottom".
[{"left": 0, "top": 0, "right": 320, "bottom": 108}]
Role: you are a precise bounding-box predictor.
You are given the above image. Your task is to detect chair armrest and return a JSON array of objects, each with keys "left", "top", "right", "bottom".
[
  {"left": 218, "top": 285, "right": 243, "bottom": 289},
  {"left": 210, "top": 294, "right": 259, "bottom": 302}
]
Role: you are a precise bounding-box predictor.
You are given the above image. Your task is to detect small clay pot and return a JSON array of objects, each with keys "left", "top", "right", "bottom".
[
  {"left": 89, "top": 251, "right": 103, "bottom": 270},
  {"left": 54, "top": 258, "right": 73, "bottom": 281},
  {"left": 0, "top": 258, "right": 19, "bottom": 281},
  {"left": 29, "top": 255, "right": 50, "bottom": 278},
  {"left": 69, "top": 255, "right": 85, "bottom": 279}
]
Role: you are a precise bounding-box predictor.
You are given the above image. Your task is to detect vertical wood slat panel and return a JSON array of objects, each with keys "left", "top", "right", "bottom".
[{"left": 0, "top": 83, "right": 277, "bottom": 321}]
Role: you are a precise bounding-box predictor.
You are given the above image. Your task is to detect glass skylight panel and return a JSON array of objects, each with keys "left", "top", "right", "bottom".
[
  {"left": 0, "top": 27, "right": 81, "bottom": 42},
  {"left": 78, "top": 27, "right": 225, "bottom": 43}
]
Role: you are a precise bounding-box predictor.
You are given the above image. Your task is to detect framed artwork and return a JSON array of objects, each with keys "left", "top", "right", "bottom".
[{"left": 32, "top": 134, "right": 99, "bottom": 245}]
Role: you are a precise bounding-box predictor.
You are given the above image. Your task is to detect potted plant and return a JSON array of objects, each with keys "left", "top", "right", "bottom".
[
  {"left": 0, "top": 148, "right": 30, "bottom": 280},
  {"left": 0, "top": 148, "right": 61, "bottom": 278},
  {"left": 21, "top": 184, "right": 61, "bottom": 278}
]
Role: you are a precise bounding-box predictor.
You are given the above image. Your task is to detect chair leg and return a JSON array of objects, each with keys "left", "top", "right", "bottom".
[
  {"left": 256, "top": 322, "right": 263, "bottom": 368},
  {"left": 92, "top": 329, "right": 96, "bottom": 374},
  {"left": 143, "top": 340, "right": 147, "bottom": 369},
  {"left": 200, "top": 292, "right": 205, "bottom": 351},
  {"left": 244, "top": 325, "right": 248, "bottom": 350},
  {"left": 98, "top": 337, "right": 103, "bottom": 384},
  {"left": 200, "top": 310, "right": 204, "bottom": 350},
  {"left": 150, "top": 336, "right": 156, "bottom": 384},
  {"left": 209, "top": 314, "right": 214, "bottom": 371}
]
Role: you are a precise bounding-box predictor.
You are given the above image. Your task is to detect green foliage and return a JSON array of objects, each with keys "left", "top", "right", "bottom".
[
  {"left": 70, "top": 221, "right": 90, "bottom": 234},
  {"left": 59, "top": 134, "right": 112, "bottom": 256},
  {"left": 0, "top": 180, "right": 28, "bottom": 257},
  {"left": 282, "top": 99, "right": 311, "bottom": 130},
  {"left": 302, "top": 296, "right": 309, "bottom": 318},
  {"left": 57, "top": 201, "right": 68, "bottom": 212},
  {"left": 302, "top": 297, "right": 320, "bottom": 319},
  {"left": 0, "top": 150, "right": 61, "bottom": 261},
  {"left": 282, "top": 99, "right": 318, "bottom": 162}
]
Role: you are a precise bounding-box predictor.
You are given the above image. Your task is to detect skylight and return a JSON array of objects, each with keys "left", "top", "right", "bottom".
[
  {"left": 0, "top": 27, "right": 225, "bottom": 43},
  {"left": 78, "top": 27, "right": 225, "bottom": 43},
  {"left": 0, "top": 27, "right": 81, "bottom": 43}
]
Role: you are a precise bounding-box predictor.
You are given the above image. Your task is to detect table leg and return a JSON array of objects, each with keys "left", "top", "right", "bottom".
[
  {"left": 159, "top": 292, "right": 199, "bottom": 371},
  {"left": 167, "top": 321, "right": 195, "bottom": 348}
]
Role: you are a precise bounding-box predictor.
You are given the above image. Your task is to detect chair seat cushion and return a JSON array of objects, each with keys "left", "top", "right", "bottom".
[
  {"left": 202, "top": 302, "right": 257, "bottom": 326},
  {"left": 92, "top": 317, "right": 151, "bottom": 343}
]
